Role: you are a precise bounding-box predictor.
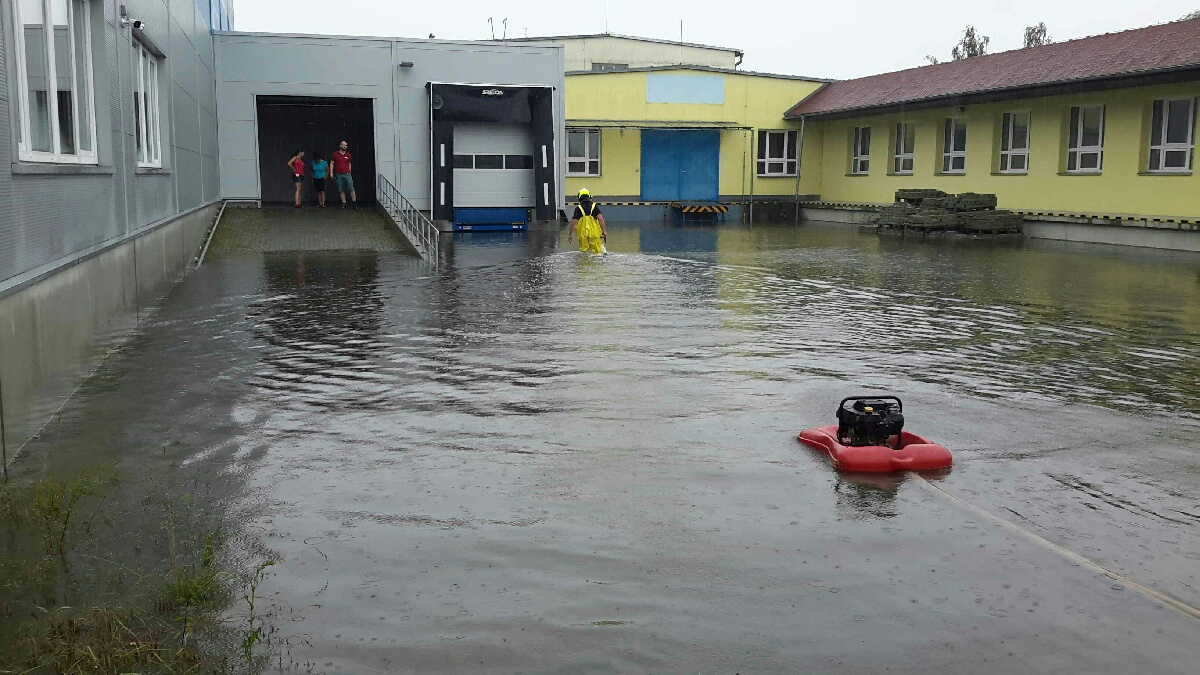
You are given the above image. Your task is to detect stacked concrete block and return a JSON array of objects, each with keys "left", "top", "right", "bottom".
[{"left": 872, "top": 190, "right": 1023, "bottom": 235}]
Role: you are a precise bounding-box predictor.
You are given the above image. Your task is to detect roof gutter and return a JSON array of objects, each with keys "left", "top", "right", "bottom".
[{"left": 786, "top": 64, "right": 1200, "bottom": 121}]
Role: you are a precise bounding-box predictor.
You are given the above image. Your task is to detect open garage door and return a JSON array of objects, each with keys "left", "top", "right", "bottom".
[{"left": 256, "top": 96, "right": 376, "bottom": 205}]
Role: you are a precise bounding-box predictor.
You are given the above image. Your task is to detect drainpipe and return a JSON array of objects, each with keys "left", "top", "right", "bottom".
[{"left": 792, "top": 115, "right": 806, "bottom": 226}]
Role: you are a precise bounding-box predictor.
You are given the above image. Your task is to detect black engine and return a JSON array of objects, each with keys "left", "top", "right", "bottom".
[{"left": 836, "top": 396, "right": 904, "bottom": 448}]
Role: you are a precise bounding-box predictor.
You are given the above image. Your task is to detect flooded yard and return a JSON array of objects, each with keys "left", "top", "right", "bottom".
[{"left": 9, "top": 220, "right": 1200, "bottom": 673}]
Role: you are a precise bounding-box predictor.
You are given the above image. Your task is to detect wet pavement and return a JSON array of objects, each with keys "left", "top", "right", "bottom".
[
  {"left": 204, "top": 207, "right": 410, "bottom": 257},
  {"left": 13, "top": 221, "right": 1200, "bottom": 673}
]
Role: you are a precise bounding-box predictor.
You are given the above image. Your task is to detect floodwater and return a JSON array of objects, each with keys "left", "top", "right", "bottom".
[{"left": 15, "top": 221, "right": 1200, "bottom": 673}]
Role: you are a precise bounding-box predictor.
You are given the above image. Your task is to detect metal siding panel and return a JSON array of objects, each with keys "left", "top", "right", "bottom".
[
  {"left": 168, "top": 0, "right": 194, "bottom": 36},
  {"left": 175, "top": 148, "right": 203, "bottom": 208},
  {"left": 172, "top": 83, "right": 201, "bottom": 153},
  {"left": 198, "top": 61, "right": 216, "bottom": 114},
  {"left": 134, "top": 175, "right": 174, "bottom": 226}
]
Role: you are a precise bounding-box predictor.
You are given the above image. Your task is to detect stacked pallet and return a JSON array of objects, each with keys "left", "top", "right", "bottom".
[{"left": 872, "top": 190, "right": 1022, "bottom": 234}]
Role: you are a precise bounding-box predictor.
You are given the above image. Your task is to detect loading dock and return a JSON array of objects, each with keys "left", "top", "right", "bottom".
[{"left": 256, "top": 96, "right": 376, "bottom": 205}]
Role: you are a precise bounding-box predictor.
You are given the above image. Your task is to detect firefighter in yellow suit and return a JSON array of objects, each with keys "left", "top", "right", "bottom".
[{"left": 568, "top": 188, "right": 607, "bottom": 254}]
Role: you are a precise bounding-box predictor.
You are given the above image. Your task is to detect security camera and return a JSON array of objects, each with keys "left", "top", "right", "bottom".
[{"left": 132, "top": 19, "right": 145, "bottom": 29}]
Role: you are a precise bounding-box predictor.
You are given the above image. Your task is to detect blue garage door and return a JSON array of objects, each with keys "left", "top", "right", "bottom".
[{"left": 640, "top": 130, "right": 720, "bottom": 202}]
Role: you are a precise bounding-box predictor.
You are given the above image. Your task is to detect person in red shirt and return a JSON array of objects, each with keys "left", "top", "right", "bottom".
[
  {"left": 330, "top": 141, "right": 357, "bottom": 209},
  {"left": 286, "top": 149, "right": 306, "bottom": 208}
]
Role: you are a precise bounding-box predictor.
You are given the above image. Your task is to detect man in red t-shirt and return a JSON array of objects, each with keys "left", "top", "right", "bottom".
[{"left": 330, "top": 140, "right": 357, "bottom": 209}]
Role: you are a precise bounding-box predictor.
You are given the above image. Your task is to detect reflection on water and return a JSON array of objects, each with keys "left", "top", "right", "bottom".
[{"left": 834, "top": 473, "right": 903, "bottom": 521}]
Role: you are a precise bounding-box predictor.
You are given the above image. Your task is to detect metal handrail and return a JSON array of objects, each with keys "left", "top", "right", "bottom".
[{"left": 378, "top": 174, "right": 440, "bottom": 263}]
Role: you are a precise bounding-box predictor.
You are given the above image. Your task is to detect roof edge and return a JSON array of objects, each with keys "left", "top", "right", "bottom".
[
  {"left": 498, "top": 33, "right": 742, "bottom": 54},
  {"left": 567, "top": 64, "right": 833, "bottom": 82},
  {"left": 785, "top": 64, "right": 1200, "bottom": 120}
]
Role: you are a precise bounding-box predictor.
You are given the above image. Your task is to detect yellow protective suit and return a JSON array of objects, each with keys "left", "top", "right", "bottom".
[{"left": 575, "top": 202, "right": 604, "bottom": 254}]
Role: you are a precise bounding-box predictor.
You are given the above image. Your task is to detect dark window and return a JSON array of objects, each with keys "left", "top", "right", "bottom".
[
  {"left": 453, "top": 154, "right": 473, "bottom": 169},
  {"left": 474, "top": 155, "right": 504, "bottom": 169},
  {"left": 505, "top": 155, "right": 534, "bottom": 169}
]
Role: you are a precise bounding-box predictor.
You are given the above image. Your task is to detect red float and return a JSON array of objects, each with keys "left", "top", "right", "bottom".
[
  {"left": 798, "top": 396, "right": 953, "bottom": 473},
  {"left": 797, "top": 426, "right": 953, "bottom": 473}
]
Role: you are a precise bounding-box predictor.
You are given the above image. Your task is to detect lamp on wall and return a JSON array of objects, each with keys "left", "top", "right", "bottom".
[{"left": 399, "top": 61, "right": 415, "bottom": 69}]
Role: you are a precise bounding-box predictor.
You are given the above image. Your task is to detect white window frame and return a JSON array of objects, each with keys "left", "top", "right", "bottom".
[
  {"left": 893, "top": 122, "right": 914, "bottom": 175},
  {"left": 566, "top": 128, "right": 600, "bottom": 176},
  {"left": 999, "top": 111, "right": 1031, "bottom": 174},
  {"left": 12, "top": 0, "right": 98, "bottom": 164},
  {"left": 757, "top": 129, "right": 798, "bottom": 177},
  {"left": 1148, "top": 98, "right": 1196, "bottom": 173},
  {"left": 851, "top": 126, "right": 871, "bottom": 175},
  {"left": 133, "top": 40, "right": 163, "bottom": 168},
  {"left": 1067, "top": 105, "right": 1105, "bottom": 174},
  {"left": 942, "top": 118, "right": 967, "bottom": 174}
]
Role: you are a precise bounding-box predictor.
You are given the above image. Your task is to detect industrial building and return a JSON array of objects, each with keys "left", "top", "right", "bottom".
[
  {"left": 785, "top": 19, "right": 1200, "bottom": 250},
  {"left": 0, "top": 1, "right": 564, "bottom": 459}
]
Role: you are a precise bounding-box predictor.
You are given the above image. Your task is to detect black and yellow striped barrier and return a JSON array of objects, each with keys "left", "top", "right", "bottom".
[{"left": 675, "top": 204, "right": 729, "bottom": 214}]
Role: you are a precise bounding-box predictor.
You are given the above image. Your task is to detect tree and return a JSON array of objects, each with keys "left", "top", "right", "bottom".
[
  {"left": 1023, "top": 22, "right": 1052, "bottom": 48},
  {"left": 951, "top": 26, "right": 990, "bottom": 60},
  {"left": 1183, "top": 10, "right": 1200, "bottom": 20}
]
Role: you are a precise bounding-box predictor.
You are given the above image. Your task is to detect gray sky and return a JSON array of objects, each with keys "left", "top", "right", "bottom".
[{"left": 236, "top": 1, "right": 1199, "bottom": 80}]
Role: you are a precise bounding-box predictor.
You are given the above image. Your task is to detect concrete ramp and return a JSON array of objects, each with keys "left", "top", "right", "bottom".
[{"left": 204, "top": 207, "right": 416, "bottom": 258}]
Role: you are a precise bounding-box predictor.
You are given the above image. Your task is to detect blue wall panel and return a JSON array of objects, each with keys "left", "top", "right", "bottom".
[{"left": 646, "top": 74, "right": 725, "bottom": 104}]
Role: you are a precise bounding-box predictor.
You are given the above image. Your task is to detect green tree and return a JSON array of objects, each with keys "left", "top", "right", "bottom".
[
  {"left": 1183, "top": 10, "right": 1200, "bottom": 20},
  {"left": 951, "top": 26, "right": 991, "bottom": 60},
  {"left": 1023, "top": 22, "right": 1052, "bottom": 48}
]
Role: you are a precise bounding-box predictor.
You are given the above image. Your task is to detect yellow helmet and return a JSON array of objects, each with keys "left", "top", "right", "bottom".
[{"left": 578, "top": 188, "right": 591, "bottom": 199}]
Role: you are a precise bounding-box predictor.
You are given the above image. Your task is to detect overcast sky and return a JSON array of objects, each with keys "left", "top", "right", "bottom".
[{"left": 235, "top": 1, "right": 1199, "bottom": 80}]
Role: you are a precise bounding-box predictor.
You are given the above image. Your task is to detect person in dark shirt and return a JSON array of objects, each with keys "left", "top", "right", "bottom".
[{"left": 569, "top": 188, "right": 607, "bottom": 254}]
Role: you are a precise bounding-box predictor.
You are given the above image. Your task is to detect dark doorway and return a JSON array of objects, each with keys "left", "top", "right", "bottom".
[{"left": 256, "top": 96, "right": 376, "bottom": 205}]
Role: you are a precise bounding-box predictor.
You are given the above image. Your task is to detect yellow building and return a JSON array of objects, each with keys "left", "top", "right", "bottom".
[
  {"left": 563, "top": 66, "right": 826, "bottom": 205},
  {"left": 786, "top": 19, "right": 1200, "bottom": 242}
]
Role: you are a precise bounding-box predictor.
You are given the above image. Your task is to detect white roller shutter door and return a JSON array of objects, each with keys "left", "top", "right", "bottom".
[{"left": 452, "top": 124, "right": 536, "bottom": 208}]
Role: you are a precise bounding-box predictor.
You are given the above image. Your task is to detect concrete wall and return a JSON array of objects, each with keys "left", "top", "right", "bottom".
[
  {"left": 800, "top": 81, "right": 1200, "bottom": 222},
  {"left": 0, "top": 202, "right": 218, "bottom": 463},
  {"left": 215, "top": 32, "right": 566, "bottom": 214}
]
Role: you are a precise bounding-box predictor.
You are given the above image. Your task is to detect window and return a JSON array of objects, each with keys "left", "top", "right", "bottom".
[
  {"left": 133, "top": 41, "right": 162, "bottom": 167},
  {"left": 942, "top": 118, "right": 967, "bottom": 173},
  {"left": 504, "top": 154, "right": 534, "bottom": 170},
  {"left": 757, "top": 130, "right": 798, "bottom": 176},
  {"left": 1148, "top": 98, "right": 1195, "bottom": 173},
  {"left": 1067, "top": 105, "right": 1104, "bottom": 172},
  {"left": 452, "top": 154, "right": 473, "bottom": 168},
  {"left": 12, "top": 0, "right": 97, "bottom": 164},
  {"left": 567, "top": 128, "right": 600, "bottom": 176},
  {"left": 851, "top": 127, "right": 871, "bottom": 174},
  {"left": 999, "top": 112, "right": 1031, "bottom": 173},
  {"left": 473, "top": 154, "right": 503, "bottom": 169},
  {"left": 893, "top": 122, "right": 915, "bottom": 174}
]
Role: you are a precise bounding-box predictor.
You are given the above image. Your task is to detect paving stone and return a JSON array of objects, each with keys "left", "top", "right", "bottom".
[{"left": 205, "top": 207, "right": 409, "bottom": 258}]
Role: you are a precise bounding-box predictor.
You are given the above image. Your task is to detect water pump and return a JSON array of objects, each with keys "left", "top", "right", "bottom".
[{"left": 836, "top": 396, "right": 904, "bottom": 448}]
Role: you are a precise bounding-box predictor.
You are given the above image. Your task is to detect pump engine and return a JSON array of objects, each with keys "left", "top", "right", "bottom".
[{"left": 836, "top": 396, "right": 905, "bottom": 448}]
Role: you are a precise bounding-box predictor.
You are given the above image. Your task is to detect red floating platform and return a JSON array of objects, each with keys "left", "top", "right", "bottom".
[{"left": 798, "top": 425, "right": 953, "bottom": 473}]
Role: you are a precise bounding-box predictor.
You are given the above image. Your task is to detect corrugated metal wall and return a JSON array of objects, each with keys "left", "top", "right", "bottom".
[{"left": 0, "top": 0, "right": 222, "bottom": 289}]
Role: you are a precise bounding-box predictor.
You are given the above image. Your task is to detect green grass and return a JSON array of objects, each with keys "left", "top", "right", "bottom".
[{"left": 0, "top": 467, "right": 276, "bottom": 673}]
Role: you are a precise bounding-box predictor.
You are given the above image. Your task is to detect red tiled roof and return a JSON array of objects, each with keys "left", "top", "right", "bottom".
[{"left": 787, "top": 19, "right": 1200, "bottom": 118}]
